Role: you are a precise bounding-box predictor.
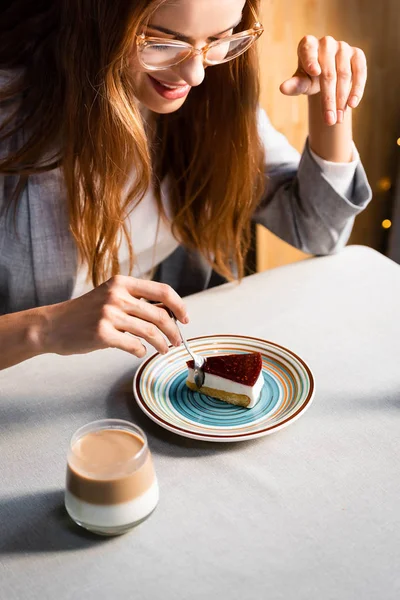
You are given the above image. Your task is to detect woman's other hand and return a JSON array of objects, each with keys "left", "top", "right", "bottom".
[
  {"left": 40, "top": 276, "right": 188, "bottom": 358},
  {"left": 280, "top": 35, "right": 367, "bottom": 126}
]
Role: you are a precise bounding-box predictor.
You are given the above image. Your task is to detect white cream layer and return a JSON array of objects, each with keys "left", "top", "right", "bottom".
[
  {"left": 65, "top": 479, "right": 159, "bottom": 529},
  {"left": 187, "top": 368, "right": 264, "bottom": 408}
]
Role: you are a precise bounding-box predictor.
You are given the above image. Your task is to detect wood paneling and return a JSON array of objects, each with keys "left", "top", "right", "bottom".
[{"left": 257, "top": 0, "right": 400, "bottom": 271}]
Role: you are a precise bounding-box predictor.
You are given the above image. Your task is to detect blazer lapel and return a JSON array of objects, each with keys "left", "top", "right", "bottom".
[{"left": 27, "top": 169, "right": 77, "bottom": 306}]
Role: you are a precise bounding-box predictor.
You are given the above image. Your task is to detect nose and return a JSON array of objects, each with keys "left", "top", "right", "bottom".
[{"left": 176, "top": 54, "right": 206, "bottom": 87}]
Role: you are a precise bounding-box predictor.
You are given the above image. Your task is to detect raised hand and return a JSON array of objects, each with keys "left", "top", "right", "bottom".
[{"left": 280, "top": 35, "right": 367, "bottom": 126}]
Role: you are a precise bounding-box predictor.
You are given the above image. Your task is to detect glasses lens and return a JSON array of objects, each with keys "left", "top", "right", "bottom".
[
  {"left": 206, "top": 35, "right": 255, "bottom": 64},
  {"left": 140, "top": 42, "right": 192, "bottom": 68}
]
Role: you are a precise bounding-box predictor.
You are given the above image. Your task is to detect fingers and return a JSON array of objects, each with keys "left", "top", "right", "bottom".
[
  {"left": 281, "top": 35, "right": 319, "bottom": 97},
  {"left": 289, "top": 35, "right": 367, "bottom": 125},
  {"left": 298, "top": 35, "right": 321, "bottom": 77},
  {"left": 319, "top": 41, "right": 367, "bottom": 124},
  {"left": 123, "top": 300, "right": 182, "bottom": 349},
  {"left": 318, "top": 36, "right": 338, "bottom": 125},
  {"left": 95, "top": 318, "right": 148, "bottom": 358},
  {"left": 114, "top": 313, "right": 172, "bottom": 355},
  {"left": 107, "top": 276, "right": 189, "bottom": 324},
  {"left": 280, "top": 74, "right": 311, "bottom": 97},
  {"left": 348, "top": 47, "right": 367, "bottom": 108},
  {"left": 108, "top": 329, "right": 148, "bottom": 358},
  {"left": 335, "top": 41, "right": 353, "bottom": 124},
  {"left": 100, "top": 275, "right": 187, "bottom": 354},
  {"left": 96, "top": 302, "right": 177, "bottom": 357}
]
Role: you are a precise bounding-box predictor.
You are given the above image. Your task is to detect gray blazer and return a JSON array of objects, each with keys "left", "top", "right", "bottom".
[{"left": 0, "top": 73, "right": 372, "bottom": 315}]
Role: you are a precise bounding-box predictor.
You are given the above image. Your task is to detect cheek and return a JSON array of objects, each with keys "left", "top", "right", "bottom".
[
  {"left": 128, "top": 53, "right": 150, "bottom": 95},
  {"left": 129, "top": 50, "right": 147, "bottom": 78}
]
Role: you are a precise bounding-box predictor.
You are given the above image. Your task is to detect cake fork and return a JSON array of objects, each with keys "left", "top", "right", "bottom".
[{"left": 171, "top": 316, "right": 206, "bottom": 389}]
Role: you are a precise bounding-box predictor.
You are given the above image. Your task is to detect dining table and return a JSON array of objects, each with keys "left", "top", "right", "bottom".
[{"left": 0, "top": 244, "right": 399, "bottom": 600}]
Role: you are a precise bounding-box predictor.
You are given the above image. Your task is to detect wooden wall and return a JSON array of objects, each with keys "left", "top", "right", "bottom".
[{"left": 257, "top": 0, "right": 400, "bottom": 271}]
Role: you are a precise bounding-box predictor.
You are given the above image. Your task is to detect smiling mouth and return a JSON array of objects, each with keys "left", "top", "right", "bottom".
[
  {"left": 147, "top": 75, "right": 191, "bottom": 100},
  {"left": 152, "top": 78, "right": 187, "bottom": 89}
]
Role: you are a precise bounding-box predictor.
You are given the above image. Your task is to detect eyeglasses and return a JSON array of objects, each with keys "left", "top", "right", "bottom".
[{"left": 136, "top": 15, "right": 264, "bottom": 71}]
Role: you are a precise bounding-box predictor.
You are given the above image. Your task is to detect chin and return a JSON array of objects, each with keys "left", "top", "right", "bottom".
[{"left": 139, "top": 95, "right": 188, "bottom": 115}]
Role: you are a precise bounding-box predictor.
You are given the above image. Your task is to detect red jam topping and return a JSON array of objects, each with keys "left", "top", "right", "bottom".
[{"left": 187, "top": 352, "right": 262, "bottom": 386}]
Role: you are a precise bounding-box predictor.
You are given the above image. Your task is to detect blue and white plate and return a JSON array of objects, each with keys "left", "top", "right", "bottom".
[{"left": 133, "top": 334, "right": 315, "bottom": 442}]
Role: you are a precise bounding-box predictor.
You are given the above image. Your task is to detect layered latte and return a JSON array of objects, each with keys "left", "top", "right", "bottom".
[{"left": 65, "top": 422, "right": 158, "bottom": 535}]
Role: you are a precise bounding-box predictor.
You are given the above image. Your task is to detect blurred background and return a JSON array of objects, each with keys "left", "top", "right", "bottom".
[{"left": 257, "top": 0, "right": 400, "bottom": 271}]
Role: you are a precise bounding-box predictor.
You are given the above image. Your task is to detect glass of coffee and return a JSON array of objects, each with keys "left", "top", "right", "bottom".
[{"left": 65, "top": 419, "right": 159, "bottom": 536}]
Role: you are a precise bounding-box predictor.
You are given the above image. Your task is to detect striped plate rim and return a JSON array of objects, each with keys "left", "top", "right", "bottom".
[{"left": 133, "top": 334, "right": 315, "bottom": 442}]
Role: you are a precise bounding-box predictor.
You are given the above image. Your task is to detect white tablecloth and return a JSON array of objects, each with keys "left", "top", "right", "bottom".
[{"left": 0, "top": 245, "right": 399, "bottom": 599}]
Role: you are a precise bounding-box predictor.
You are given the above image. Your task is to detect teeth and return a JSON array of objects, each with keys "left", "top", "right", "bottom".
[{"left": 155, "top": 79, "right": 182, "bottom": 90}]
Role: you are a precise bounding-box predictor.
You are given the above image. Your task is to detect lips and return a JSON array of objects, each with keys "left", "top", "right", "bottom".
[{"left": 147, "top": 75, "right": 191, "bottom": 100}]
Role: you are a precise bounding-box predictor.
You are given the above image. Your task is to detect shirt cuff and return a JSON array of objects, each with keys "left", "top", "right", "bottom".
[{"left": 309, "top": 142, "right": 359, "bottom": 199}]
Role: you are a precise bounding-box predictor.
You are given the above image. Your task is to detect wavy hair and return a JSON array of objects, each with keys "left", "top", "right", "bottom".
[{"left": 0, "top": 0, "right": 265, "bottom": 285}]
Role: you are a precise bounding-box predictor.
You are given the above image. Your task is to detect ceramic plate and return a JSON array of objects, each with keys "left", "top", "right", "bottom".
[{"left": 133, "top": 334, "right": 315, "bottom": 442}]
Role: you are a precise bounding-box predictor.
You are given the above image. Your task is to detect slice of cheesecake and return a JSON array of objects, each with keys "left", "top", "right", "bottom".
[{"left": 186, "top": 352, "right": 264, "bottom": 408}]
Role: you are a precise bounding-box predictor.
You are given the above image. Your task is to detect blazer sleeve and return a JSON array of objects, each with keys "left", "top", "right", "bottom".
[{"left": 252, "top": 108, "right": 373, "bottom": 255}]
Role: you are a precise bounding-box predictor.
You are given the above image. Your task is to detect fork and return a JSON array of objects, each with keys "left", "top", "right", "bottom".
[{"left": 172, "top": 317, "right": 206, "bottom": 389}]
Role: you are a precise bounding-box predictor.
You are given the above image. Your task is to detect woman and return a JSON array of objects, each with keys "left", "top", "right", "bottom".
[{"left": 0, "top": 0, "right": 371, "bottom": 370}]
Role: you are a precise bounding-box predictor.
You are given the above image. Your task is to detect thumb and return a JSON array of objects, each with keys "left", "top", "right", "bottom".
[{"left": 280, "top": 73, "right": 312, "bottom": 96}]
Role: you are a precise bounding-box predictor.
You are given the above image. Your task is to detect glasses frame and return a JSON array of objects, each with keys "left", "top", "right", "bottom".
[{"left": 136, "top": 14, "right": 264, "bottom": 71}]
